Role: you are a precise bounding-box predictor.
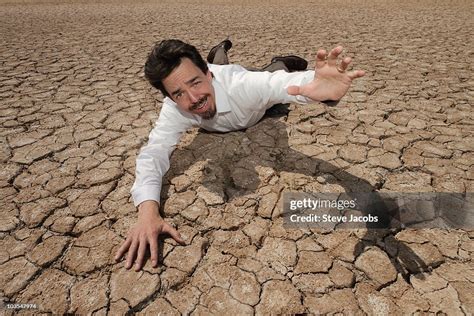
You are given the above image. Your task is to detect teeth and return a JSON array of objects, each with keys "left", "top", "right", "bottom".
[{"left": 196, "top": 98, "right": 207, "bottom": 110}]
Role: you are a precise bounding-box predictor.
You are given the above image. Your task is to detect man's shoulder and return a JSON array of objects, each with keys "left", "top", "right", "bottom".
[
  {"left": 208, "top": 63, "right": 246, "bottom": 71},
  {"left": 208, "top": 63, "right": 255, "bottom": 93},
  {"left": 208, "top": 63, "right": 248, "bottom": 78}
]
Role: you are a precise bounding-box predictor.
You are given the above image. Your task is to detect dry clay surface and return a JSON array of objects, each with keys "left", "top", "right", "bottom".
[{"left": 1, "top": 0, "right": 473, "bottom": 314}]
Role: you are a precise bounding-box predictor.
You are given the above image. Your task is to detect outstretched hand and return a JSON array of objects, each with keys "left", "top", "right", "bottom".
[
  {"left": 287, "top": 46, "right": 365, "bottom": 102},
  {"left": 114, "top": 201, "right": 185, "bottom": 271}
]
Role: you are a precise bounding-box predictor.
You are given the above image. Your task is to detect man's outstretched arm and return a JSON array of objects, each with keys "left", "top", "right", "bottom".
[
  {"left": 287, "top": 46, "right": 365, "bottom": 102},
  {"left": 115, "top": 102, "right": 196, "bottom": 271}
]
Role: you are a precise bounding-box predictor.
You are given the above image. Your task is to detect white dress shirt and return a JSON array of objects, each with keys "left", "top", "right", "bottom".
[{"left": 131, "top": 63, "right": 315, "bottom": 206}]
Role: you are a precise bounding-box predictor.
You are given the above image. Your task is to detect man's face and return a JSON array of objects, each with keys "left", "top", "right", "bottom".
[{"left": 163, "top": 58, "right": 216, "bottom": 120}]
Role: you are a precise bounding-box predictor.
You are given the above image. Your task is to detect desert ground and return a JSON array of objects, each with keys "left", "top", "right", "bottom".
[{"left": 1, "top": 0, "right": 473, "bottom": 314}]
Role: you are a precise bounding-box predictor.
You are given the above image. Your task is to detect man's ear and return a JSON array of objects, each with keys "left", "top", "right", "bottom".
[{"left": 206, "top": 70, "right": 213, "bottom": 81}]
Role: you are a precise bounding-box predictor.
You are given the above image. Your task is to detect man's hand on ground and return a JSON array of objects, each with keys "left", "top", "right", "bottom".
[
  {"left": 287, "top": 46, "right": 365, "bottom": 102},
  {"left": 114, "top": 200, "right": 185, "bottom": 271}
]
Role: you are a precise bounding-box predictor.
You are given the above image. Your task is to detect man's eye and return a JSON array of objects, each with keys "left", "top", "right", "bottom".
[
  {"left": 193, "top": 81, "right": 201, "bottom": 86},
  {"left": 175, "top": 92, "right": 182, "bottom": 98}
]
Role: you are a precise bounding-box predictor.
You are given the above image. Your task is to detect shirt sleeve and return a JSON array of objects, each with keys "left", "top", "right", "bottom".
[
  {"left": 230, "top": 68, "right": 316, "bottom": 110},
  {"left": 130, "top": 101, "right": 197, "bottom": 206}
]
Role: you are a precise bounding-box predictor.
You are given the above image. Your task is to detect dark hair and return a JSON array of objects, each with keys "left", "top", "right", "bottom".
[{"left": 144, "top": 39, "right": 208, "bottom": 98}]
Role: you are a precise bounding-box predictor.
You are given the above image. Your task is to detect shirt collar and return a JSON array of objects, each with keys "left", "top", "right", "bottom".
[{"left": 212, "top": 74, "right": 231, "bottom": 114}]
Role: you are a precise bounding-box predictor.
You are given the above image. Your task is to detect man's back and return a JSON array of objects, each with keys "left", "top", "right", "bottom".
[{"left": 161, "top": 63, "right": 315, "bottom": 132}]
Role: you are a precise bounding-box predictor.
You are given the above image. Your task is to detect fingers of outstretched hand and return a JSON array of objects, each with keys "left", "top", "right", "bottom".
[
  {"left": 162, "top": 223, "right": 185, "bottom": 244},
  {"left": 339, "top": 57, "right": 352, "bottom": 72},
  {"left": 327, "top": 46, "right": 343, "bottom": 66},
  {"left": 315, "top": 49, "right": 327, "bottom": 69},
  {"left": 125, "top": 239, "right": 139, "bottom": 269},
  {"left": 149, "top": 237, "right": 159, "bottom": 267},
  {"left": 134, "top": 238, "right": 147, "bottom": 271},
  {"left": 347, "top": 70, "right": 366, "bottom": 80},
  {"left": 114, "top": 236, "right": 132, "bottom": 262}
]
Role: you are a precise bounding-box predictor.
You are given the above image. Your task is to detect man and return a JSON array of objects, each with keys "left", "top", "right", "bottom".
[{"left": 115, "top": 39, "right": 365, "bottom": 271}]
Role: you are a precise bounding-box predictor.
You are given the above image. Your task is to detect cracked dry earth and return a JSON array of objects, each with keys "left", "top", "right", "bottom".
[{"left": 0, "top": 0, "right": 473, "bottom": 314}]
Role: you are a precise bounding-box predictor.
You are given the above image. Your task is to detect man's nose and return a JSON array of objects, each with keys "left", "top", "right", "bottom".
[{"left": 188, "top": 90, "right": 199, "bottom": 103}]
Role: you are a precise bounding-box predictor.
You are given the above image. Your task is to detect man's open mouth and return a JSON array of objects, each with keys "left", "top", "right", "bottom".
[{"left": 192, "top": 97, "right": 208, "bottom": 111}]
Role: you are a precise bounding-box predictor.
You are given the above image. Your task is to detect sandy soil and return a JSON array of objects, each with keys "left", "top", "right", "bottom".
[{"left": 1, "top": 0, "right": 473, "bottom": 314}]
